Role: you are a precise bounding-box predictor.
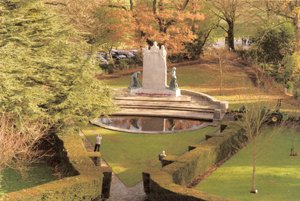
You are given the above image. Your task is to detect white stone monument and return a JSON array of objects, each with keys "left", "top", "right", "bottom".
[{"left": 130, "top": 42, "right": 181, "bottom": 97}]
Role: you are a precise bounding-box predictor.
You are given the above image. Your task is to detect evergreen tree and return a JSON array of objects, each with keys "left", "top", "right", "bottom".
[{"left": 0, "top": 0, "right": 113, "bottom": 129}]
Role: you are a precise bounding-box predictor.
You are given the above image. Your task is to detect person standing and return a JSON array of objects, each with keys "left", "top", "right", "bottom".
[{"left": 94, "top": 134, "right": 102, "bottom": 152}]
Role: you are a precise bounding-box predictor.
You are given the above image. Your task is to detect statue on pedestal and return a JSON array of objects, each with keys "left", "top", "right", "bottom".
[
  {"left": 129, "top": 71, "right": 142, "bottom": 89},
  {"left": 169, "top": 67, "right": 178, "bottom": 90}
]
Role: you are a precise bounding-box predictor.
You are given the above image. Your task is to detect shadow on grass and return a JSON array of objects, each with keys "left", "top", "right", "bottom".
[
  {"left": 0, "top": 163, "right": 58, "bottom": 194},
  {"left": 195, "top": 129, "right": 300, "bottom": 201}
]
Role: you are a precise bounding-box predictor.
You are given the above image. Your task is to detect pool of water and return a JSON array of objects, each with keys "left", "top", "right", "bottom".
[{"left": 98, "top": 116, "right": 208, "bottom": 133}]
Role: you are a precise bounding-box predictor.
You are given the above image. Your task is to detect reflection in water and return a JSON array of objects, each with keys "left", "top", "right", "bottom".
[{"left": 100, "top": 116, "right": 205, "bottom": 133}]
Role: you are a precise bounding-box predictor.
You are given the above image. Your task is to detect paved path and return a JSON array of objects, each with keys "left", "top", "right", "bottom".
[
  {"left": 99, "top": 160, "right": 147, "bottom": 201},
  {"left": 80, "top": 131, "right": 147, "bottom": 201},
  {"left": 104, "top": 174, "right": 147, "bottom": 201}
]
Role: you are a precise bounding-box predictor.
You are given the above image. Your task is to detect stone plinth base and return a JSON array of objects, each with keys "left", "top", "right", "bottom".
[{"left": 130, "top": 88, "right": 181, "bottom": 97}]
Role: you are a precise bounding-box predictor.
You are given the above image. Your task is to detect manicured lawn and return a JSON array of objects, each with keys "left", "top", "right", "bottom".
[
  {"left": 82, "top": 125, "right": 218, "bottom": 186},
  {"left": 0, "top": 163, "right": 58, "bottom": 196},
  {"left": 195, "top": 128, "right": 300, "bottom": 201}
]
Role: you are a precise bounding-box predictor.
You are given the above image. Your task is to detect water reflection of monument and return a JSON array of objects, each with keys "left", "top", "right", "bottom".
[{"left": 100, "top": 116, "right": 203, "bottom": 133}]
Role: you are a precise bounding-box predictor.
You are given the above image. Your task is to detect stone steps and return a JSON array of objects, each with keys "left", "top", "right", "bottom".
[
  {"left": 111, "top": 89, "right": 228, "bottom": 121},
  {"left": 114, "top": 95, "right": 191, "bottom": 102},
  {"left": 114, "top": 100, "right": 215, "bottom": 109},
  {"left": 117, "top": 104, "right": 215, "bottom": 113}
]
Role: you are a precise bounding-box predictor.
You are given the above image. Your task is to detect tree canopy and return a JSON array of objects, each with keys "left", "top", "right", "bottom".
[{"left": 0, "top": 0, "right": 113, "bottom": 128}]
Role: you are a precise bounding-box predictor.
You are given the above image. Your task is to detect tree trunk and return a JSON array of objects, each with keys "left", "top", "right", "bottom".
[
  {"left": 129, "top": 0, "right": 133, "bottom": 11},
  {"left": 250, "top": 137, "right": 257, "bottom": 193},
  {"left": 219, "top": 55, "right": 223, "bottom": 96},
  {"left": 227, "top": 20, "right": 235, "bottom": 50}
]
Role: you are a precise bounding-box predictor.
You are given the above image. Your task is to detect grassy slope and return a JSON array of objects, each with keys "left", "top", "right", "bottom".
[
  {"left": 0, "top": 163, "right": 58, "bottom": 196},
  {"left": 82, "top": 125, "right": 217, "bottom": 186},
  {"left": 195, "top": 128, "right": 300, "bottom": 201},
  {"left": 103, "top": 54, "right": 299, "bottom": 113}
]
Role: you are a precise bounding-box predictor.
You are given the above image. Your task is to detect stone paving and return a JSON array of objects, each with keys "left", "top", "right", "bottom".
[
  {"left": 101, "top": 171, "right": 147, "bottom": 201},
  {"left": 98, "top": 159, "right": 147, "bottom": 201}
]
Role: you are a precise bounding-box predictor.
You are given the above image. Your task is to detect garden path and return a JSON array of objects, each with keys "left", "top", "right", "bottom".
[
  {"left": 80, "top": 131, "right": 147, "bottom": 201},
  {"left": 100, "top": 160, "right": 147, "bottom": 201}
]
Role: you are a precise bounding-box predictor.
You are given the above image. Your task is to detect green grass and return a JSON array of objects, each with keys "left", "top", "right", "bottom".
[
  {"left": 195, "top": 128, "right": 300, "bottom": 201},
  {"left": 0, "top": 163, "right": 58, "bottom": 195},
  {"left": 82, "top": 125, "right": 217, "bottom": 186}
]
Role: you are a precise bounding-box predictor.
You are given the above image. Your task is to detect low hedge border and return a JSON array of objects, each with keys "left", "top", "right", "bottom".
[
  {"left": 144, "top": 123, "right": 247, "bottom": 201},
  {"left": 3, "top": 134, "right": 106, "bottom": 201}
]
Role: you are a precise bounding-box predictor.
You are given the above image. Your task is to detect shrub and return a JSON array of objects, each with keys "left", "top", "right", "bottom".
[
  {"left": 117, "top": 59, "right": 130, "bottom": 70},
  {"left": 168, "top": 53, "right": 187, "bottom": 63},
  {"left": 294, "top": 88, "right": 300, "bottom": 99},
  {"left": 131, "top": 52, "right": 143, "bottom": 66},
  {"left": 252, "top": 25, "right": 293, "bottom": 64}
]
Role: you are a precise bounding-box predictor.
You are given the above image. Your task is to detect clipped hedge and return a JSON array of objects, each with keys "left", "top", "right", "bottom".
[
  {"left": 3, "top": 134, "right": 105, "bottom": 201},
  {"left": 144, "top": 123, "right": 246, "bottom": 201}
]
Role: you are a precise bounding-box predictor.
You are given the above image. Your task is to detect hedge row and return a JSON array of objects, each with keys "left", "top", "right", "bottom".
[
  {"left": 144, "top": 123, "right": 247, "bottom": 201},
  {"left": 4, "top": 134, "right": 105, "bottom": 201}
]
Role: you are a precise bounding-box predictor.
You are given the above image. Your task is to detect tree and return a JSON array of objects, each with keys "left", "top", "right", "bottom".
[
  {"left": 46, "top": 0, "right": 134, "bottom": 55},
  {"left": 262, "top": 0, "right": 300, "bottom": 51},
  {"left": 133, "top": 0, "right": 204, "bottom": 53},
  {"left": 253, "top": 25, "right": 294, "bottom": 64},
  {"left": 215, "top": 49, "right": 229, "bottom": 96},
  {"left": 238, "top": 102, "right": 271, "bottom": 194},
  {"left": 0, "top": 0, "right": 114, "bottom": 129},
  {"left": 0, "top": 113, "right": 49, "bottom": 176},
  {"left": 185, "top": 6, "right": 221, "bottom": 59},
  {"left": 47, "top": 0, "right": 205, "bottom": 54},
  {"left": 205, "top": 0, "right": 245, "bottom": 50}
]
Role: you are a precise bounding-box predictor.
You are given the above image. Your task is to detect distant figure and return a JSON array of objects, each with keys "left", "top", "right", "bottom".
[
  {"left": 158, "top": 150, "right": 167, "bottom": 161},
  {"left": 167, "top": 119, "right": 176, "bottom": 132},
  {"left": 94, "top": 134, "right": 102, "bottom": 152},
  {"left": 129, "top": 118, "right": 140, "bottom": 130},
  {"left": 129, "top": 71, "right": 142, "bottom": 88},
  {"left": 169, "top": 67, "right": 178, "bottom": 90}
]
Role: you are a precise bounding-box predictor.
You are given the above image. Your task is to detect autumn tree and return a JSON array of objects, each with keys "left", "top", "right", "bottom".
[
  {"left": 46, "top": 0, "right": 134, "bottom": 55},
  {"left": 133, "top": 0, "right": 204, "bottom": 53},
  {"left": 205, "top": 0, "right": 245, "bottom": 50}
]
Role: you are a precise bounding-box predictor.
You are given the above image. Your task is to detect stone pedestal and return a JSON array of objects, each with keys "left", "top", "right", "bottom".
[{"left": 130, "top": 88, "right": 181, "bottom": 97}]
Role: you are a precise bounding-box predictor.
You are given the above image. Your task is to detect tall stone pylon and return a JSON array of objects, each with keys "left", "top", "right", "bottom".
[
  {"left": 130, "top": 42, "right": 181, "bottom": 97},
  {"left": 142, "top": 42, "right": 167, "bottom": 90}
]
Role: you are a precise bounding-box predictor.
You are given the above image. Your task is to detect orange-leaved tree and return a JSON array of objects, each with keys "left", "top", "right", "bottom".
[
  {"left": 46, "top": 0, "right": 135, "bottom": 52},
  {"left": 47, "top": 0, "right": 205, "bottom": 53},
  {"left": 132, "top": 0, "right": 204, "bottom": 53}
]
